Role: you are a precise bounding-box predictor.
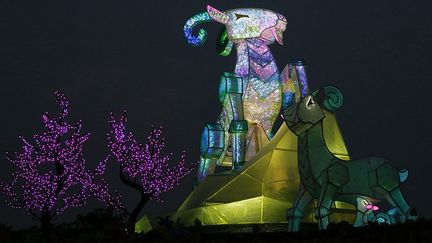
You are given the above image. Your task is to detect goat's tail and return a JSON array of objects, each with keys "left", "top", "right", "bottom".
[{"left": 399, "top": 169, "right": 409, "bottom": 183}]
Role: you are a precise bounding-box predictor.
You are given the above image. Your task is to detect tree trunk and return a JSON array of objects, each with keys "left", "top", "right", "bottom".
[
  {"left": 40, "top": 209, "right": 52, "bottom": 243},
  {"left": 126, "top": 192, "right": 150, "bottom": 234}
]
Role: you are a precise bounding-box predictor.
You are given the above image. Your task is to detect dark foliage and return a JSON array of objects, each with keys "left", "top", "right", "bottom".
[{"left": 0, "top": 215, "right": 431, "bottom": 243}]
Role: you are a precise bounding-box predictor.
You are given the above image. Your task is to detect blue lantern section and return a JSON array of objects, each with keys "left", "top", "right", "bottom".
[
  {"left": 200, "top": 124, "right": 225, "bottom": 158},
  {"left": 218, "top": 72, "right": 243, "bottom": 105},
  {"left": 289, "top": 59, "right": 309, "bottom": 97},
  {"left": 281, "top": 91, "right": 295, "bottom": 111}
]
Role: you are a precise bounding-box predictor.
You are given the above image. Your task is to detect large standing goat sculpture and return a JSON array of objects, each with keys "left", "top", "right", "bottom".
[
  {"left": 283, "top": 84, "right": 418, "bottom": 231},
  {"left": 184, "top": 6, "right": 307, "bottom": 183}
]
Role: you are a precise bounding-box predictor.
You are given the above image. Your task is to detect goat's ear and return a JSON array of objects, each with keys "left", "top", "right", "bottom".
[
  {"left": 207, "top": 5, "right": 229, "bottom": 24},
  {"left": 313, "top": 87, "right": 326, "bottom": 105}
]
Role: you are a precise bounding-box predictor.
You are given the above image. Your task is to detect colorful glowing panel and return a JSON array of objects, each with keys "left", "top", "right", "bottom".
[
  {"left": 184, "top": 6, "right": 294, "bottom": 181},
  {"left": 166, "top": 113, "right": 355, "bottom": 226}
]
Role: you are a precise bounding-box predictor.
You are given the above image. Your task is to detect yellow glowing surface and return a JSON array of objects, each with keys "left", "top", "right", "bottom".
[
  {"left": 135, "top": 214, "right": 152, "bottom": 233},
  {"left": 138, "top": 112, "right": 354, "bottom": 228}
]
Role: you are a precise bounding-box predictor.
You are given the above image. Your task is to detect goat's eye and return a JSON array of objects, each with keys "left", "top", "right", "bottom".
[
  {"left": 306, "top": 97, "right": 314, "bottom": 108},
  {"left": 235, "top": 13, "right": 249, "bottom": 20}
]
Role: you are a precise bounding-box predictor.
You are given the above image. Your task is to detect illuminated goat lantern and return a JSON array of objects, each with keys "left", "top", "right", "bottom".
[
  {"left": 184, "top": 6, "right": 304, "bottom": 183},
  {"left": 283, "top": 85, "right": 418, "bottom": 231}
]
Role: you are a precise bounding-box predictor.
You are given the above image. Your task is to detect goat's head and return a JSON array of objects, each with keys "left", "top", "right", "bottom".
[
  {"left": 283, "top": 85, "right": 344, "bottom": 136},
  {"left": 184, "top": 5, "right": 287, "bottom": 52}
]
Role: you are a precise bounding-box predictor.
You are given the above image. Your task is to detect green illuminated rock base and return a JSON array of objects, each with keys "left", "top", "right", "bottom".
[{"left": 136, "top": 112, "right": 355, "bottom": 231}]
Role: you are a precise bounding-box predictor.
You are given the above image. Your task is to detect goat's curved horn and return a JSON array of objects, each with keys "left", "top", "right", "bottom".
[
  {"left": 183, "top": 12, "right": 213, "bottom": 46},
  {"left": 316, "top": 85, "right": 344, "bottom": 111},
  {"left": 184, "top": 6, "right": 228, "bottom": 47}
]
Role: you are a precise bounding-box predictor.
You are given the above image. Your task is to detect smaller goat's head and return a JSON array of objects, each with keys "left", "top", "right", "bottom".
[{"left": 283, "top": 85, "right": 344, "bottom": 135}]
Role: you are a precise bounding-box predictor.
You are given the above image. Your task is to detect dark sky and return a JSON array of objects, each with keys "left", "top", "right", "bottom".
[{"left": 0, "top": 0, "right": 431, "bottom": 228}]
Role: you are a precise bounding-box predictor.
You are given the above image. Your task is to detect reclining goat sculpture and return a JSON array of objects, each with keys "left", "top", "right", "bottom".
[
  {"left": 283, "top": 84, "right": 418, "bottom": 231},
  {"left": 184, "top": 6, "right": 305, "bottom": 183}
]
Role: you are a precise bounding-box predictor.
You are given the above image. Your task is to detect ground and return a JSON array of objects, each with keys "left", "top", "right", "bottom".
[{"left": 1, "top": 219, "right": 430, "bottom": 243}]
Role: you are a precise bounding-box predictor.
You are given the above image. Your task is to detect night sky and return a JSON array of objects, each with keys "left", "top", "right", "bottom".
[{"left": 0, "top": 0, "right": 431, "bottom": 228}]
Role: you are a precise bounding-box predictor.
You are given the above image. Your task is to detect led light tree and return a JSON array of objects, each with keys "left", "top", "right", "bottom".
[
  {"left": 107, "top": 112, "right": 197, "bottom": 233},
  {"left": 0, "top": 91, "right": 122, "bottom": 240}
]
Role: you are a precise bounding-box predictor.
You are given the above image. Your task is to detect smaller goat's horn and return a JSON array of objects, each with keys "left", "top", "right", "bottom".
[{"left": 316, "top": 85, "right": 344, "bottom": 111}]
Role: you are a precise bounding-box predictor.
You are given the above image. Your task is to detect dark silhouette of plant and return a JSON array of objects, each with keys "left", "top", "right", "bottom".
[{"left": 56, "top": 208, "right": 126, "bottom": 242}]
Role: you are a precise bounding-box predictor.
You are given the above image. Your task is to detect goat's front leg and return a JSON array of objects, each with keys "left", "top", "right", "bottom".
[
  {"left": 316, "top": 183, "right": 339, "bottom": 230},
  {"left": 287, "top": 184, "right": 313, "bottom": 232},
  {"left": 316, "top": 162, "right": 349, "bottom": 229},
  {"left": 196, "top": 123, "right": 225, "bottom": 185},
  {"left": 219, "top": 72, "right": 248, "bottom": 170}
]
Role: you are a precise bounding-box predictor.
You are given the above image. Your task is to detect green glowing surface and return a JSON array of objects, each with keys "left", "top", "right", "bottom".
[
  {"left": 135, "top": 214, "right": 152, "bottom": 233},
  {"left": 137, "top": 112, "right": 354, "bottom": 229}
]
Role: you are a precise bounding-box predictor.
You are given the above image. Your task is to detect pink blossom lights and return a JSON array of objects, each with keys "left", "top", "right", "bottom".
[
  {"left": 0, "top": 91, "right": 122, "bottom": 234},
  {"left": 107, "top": 112, "right": 197, "bottom": 232}
]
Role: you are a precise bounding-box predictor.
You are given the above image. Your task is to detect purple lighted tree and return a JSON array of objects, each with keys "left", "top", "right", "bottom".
[
  {"left": 108, "top": 112, "right": 197, "bottom": 232},
  {"left": 0, "top": 91, "right": 122, "bottom": 238}
]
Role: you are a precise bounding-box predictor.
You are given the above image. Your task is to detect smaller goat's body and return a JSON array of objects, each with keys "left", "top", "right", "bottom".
[
  {"left": 284, "top": 86, "right": 417, "bottom": 231},
  {"left": 332, "top": 157, "right": 397, "bottom": 197},
  {"left": 299, "top": 123, "right": 400, "bottom": 200}
]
